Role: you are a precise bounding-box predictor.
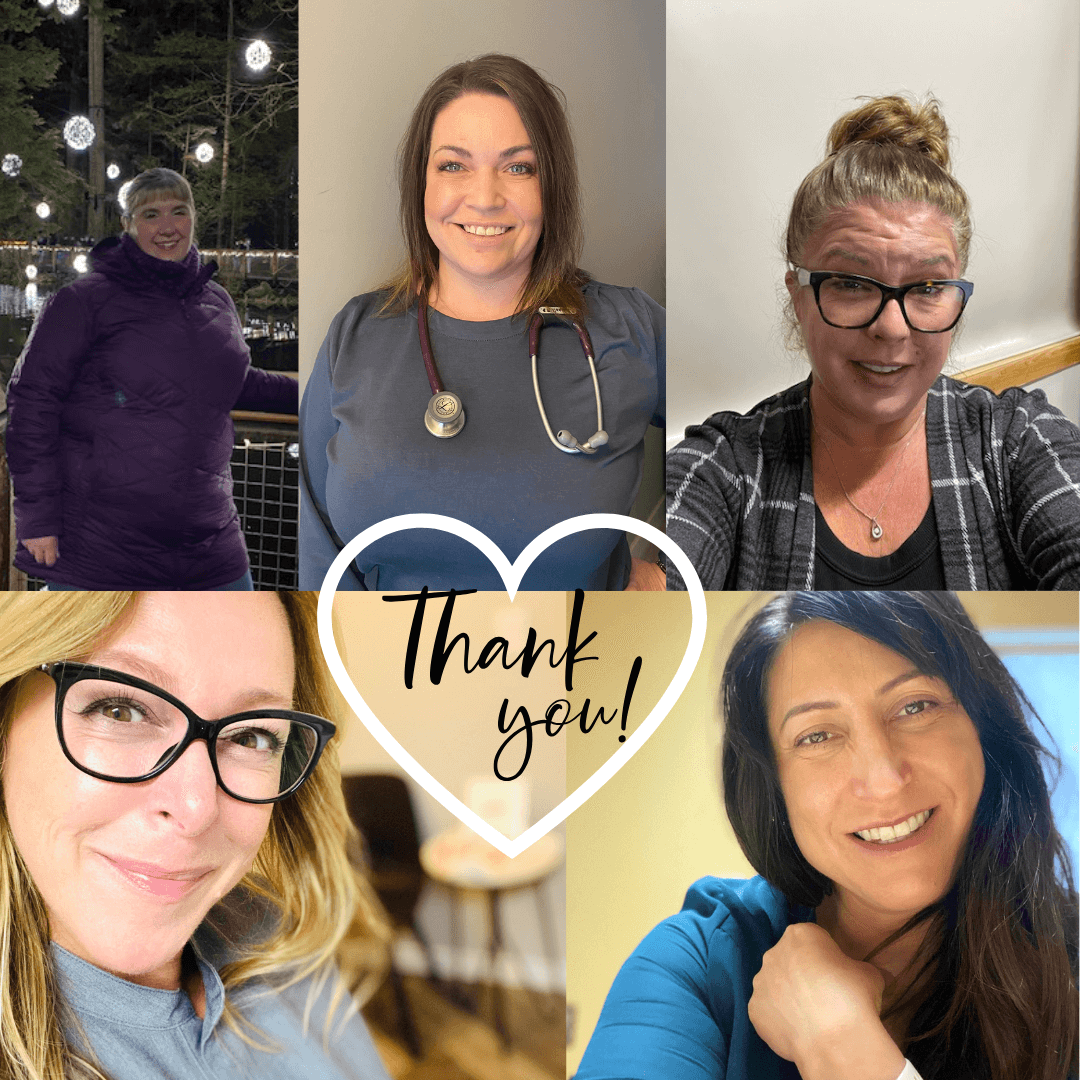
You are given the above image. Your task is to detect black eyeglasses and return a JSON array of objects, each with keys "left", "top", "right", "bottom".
[
  {"left": 795, "top": 268, "right": 974, "bottom": 333},
  {"left": 41, "top": 662, "right": 335, "bottom": 804}
]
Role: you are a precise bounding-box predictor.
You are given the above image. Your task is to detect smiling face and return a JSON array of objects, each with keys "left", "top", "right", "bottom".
[
  {"left": 785, "top": 199, "right": 960, "bottom": 429},
  {"left": 128, "top": 196, "right": 194, "bottom": 262},
  {"left": 424, "top": 92, "right": 543, "bottom": 298},
  {"left": 767, "top": 621, "right": 985, "bottom": 929},
  {"left": 2, "top": 593, "right": 294, "bottom": 988}
]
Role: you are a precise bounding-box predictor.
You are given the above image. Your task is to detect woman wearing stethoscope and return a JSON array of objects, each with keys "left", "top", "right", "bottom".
[{"left": 299, "top": 54, "right": 665, "bottom": 591}]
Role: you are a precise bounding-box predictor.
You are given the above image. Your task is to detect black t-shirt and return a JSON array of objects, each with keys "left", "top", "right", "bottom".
[{"left": 814, "top": 502, "right": 947, "bottom": 589}]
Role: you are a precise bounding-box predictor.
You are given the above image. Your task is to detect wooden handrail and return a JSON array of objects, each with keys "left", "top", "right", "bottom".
[{"left": 958, "top": 335, "right": 1080, "bottom": 393}]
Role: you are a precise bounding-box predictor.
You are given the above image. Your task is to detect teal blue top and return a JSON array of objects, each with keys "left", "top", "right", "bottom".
[
  {"left": 52, "top": 923, "right": 390, "bottom": 1080},
  {"left": 576, "top": 876, "right": 808, "bottom": 1080}
]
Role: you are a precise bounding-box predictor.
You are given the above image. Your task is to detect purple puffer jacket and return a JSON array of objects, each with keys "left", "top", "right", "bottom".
[{"left": 5, "top": 234, "right": 297, "bottom": 588}]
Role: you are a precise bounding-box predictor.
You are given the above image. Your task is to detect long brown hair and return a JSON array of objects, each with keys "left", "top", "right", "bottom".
[
  {"left": 379, "top": 53, "right": 590, "bottom": 323},
  {"left": 721, "top": 592, "right": 1078, "bottom": 1080}
]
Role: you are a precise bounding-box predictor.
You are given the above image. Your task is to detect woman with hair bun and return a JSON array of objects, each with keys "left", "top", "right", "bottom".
[
  {"left": 300, "top": 54, "right": 665, "bottom": 592},
  {"left": 578, "top": 591, "right": 1078, "bottom": 1080},
  {"left": 667, "top": 95, "right": 1080, "bottom": 590}
]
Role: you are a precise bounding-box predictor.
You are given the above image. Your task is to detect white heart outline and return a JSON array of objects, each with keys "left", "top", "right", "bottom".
[{"left": 316, "top": 513, "right": 707, "bottom": 858}]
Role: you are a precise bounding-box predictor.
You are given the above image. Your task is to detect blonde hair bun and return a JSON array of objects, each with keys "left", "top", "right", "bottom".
[{"left": 827, "top": 94, "right": 952, "bottom": 173}]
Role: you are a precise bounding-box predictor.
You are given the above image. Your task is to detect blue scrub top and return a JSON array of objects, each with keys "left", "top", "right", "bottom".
[{"left": 300, "top": 280, "right": 664, "bottom": 591}]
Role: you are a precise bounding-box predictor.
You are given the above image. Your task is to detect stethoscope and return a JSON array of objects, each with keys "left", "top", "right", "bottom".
[{"left": 418, "top": 293, "right": 609, "bottom": 454}]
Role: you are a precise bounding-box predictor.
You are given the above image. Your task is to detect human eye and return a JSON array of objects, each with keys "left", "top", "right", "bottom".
[
  {"left": 82, "top": 695, "right": 151, "bottom": 726},
  {"left": 794, "top": 729, "right": 835, "bottom": 748},
  {"left": 908, "top": 282, "right": 946, "bottom": 299},
  {"left": 436, "top": 160, "right": 465, "bottom": 173},
  {"left": 219, "top": 724, "right": 285, "bottom": 755},
  {"left": 899, "top": 698, "right": 939, "bottom": 716},
  {"left": 507, "top": 161, "right": 536, "bottom": 176}
]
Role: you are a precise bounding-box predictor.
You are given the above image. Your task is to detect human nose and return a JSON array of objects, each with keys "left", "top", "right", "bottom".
[
  {"left": 849, "top": 725, "right": 909, "bottom": 801},
  {"left": 147, "top": 740, "right": 221, "bottom": 833},
  {"left": 465, "top": 168, "right": 505, "bottom": 212},
  {"left": 869, "top": 296, "right": 910, "bottom": 340}
]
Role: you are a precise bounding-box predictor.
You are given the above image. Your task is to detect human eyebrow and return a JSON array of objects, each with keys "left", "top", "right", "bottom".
[
  {"left": 779, "top": 699, "right": 839, "bottom": 734},
  {"left": 500, "top": 144, "right": 533, "bottom": 158},
  {"left": 778, "top": 671, "right": 929, "bottom": 733},
  {"left": 819, "top": 247, "right": 871, "bottom": 267},
  {"left": 86, "top": 651, "right": 294, "bottom": 712},
  {"left": 432, "top": 144, "right": 471, "bottom": 158},
  {"left": 915, "top": 254, "right": 954, "bottom": 268}
]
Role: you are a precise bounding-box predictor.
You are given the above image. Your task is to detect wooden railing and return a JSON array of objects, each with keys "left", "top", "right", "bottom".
[{"left": 958, "top": 335, "right": 1080, "bottom": 394}]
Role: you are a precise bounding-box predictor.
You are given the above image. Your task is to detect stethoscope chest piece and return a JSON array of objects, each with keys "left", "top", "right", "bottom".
[{"left": 424, "top": 391, "right": 465, "bottom": 438}]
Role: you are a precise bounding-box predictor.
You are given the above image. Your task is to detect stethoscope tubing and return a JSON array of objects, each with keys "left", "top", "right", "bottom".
[{"left": 418, "top": 294, "right": 606, "bottom": 453}]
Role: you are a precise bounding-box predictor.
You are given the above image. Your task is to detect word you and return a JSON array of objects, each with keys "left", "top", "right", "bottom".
[{"left": 383, "top": 589, "right": 642, "bottom": 781}]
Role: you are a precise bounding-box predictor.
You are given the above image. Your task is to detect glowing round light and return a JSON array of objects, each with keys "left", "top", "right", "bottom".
[
  {"left": 25, "top": 282, "right": 38, "bottom": 303},
  {"left": 245, "top": 40, "right": 271, "bottom": 71},
  {"left": 106, "top": 162, "right": 120, "bottom": 180},
  {"left": 25, "top": 264, "right": 38, "bottom": 280},
  {"left": 194, "top": 142, "right": 214, "bottom": 163},
  {"left": 73, "top": 254, "right": 89, "bottom": 273},
  {"left": 117, "top": 179, "right": 133, "bottom": 212},
  {"left": 1, "top": 153, "right": 21, "bottom": 178},
  {"left": 63, "top": 115, "right": 95, "bottom": 151},
  {"left": 37, "top": 0, "right": 54, "bottom": 7},
  {"left": 57, "top": 0, "right": 79, "bottom": 13},
  {"left": 35, "top": 201, "right": 50, "bottom": 219}
]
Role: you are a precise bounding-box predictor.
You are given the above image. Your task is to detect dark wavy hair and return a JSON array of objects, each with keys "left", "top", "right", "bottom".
[
  {"left": 378, "top": 53, "right": 589, "bottom": 323},
  {"left": 721, "top": 592, "right": 1078, "bottom": 1080}
]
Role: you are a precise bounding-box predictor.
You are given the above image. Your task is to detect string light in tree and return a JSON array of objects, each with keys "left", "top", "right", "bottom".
[
  {"left": 2, "top": 154, "right": 21, "bottom": 178},
  {"left": 25, "top": 265, "right": 37, "bottom": 280},
  {"left": 245, "top": 40, "right": 271, "bottom": 71},
  {"left": 73, "top": 254, "right": 89, "bottom": 273},
  {"left": 195, "top": 142, "right": 215, "bottom": 164},
  {"left": 118, "top": 180, "right": 133, "bottom": 212},
  {"left": 35, "top": 201, "right": 50, "bottom": 219},
  {"left": 57, "top": 0, "right": 79, "bottom": 13},
  {"left": 63, "top": 115, "right": 95, "bottom": 151},
  {"left": 106, "top": 163, "right": 120, "bottom": 180}
]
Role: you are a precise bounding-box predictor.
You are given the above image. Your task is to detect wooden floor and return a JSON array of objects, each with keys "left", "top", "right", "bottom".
[{"left": 363, "top": 975, "right": 565, "bottom": 1080}]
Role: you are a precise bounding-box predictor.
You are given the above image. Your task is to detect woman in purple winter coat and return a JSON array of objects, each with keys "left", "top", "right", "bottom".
[{"left": 5, "top": 168, "right": 297, "bottom": 589}]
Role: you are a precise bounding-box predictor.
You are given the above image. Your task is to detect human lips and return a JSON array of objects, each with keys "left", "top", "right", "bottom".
[
  {"left": 98, "top": 853, "right": 215, "bottom": 901},
  {"left": 851, "top": 807, "right": 935, "bottom": 845},
  {"left": 455, "top": 223, "right": 513, "bottom": 237},
  {"left": 852, "top": 360, "right": 909, "bottom": 375}
]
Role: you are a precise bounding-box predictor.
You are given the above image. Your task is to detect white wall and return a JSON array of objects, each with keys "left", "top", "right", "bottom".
[
  {"left": 299, "top": 0, "right": 665, "bottom": 390},
  {"left": 667, "top": 0, "right": 1080, "bottom": 442}
]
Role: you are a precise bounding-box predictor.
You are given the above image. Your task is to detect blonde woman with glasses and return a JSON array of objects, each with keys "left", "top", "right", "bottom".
[{"left": 0, "top": 591, "right": 390, "bottom": 1079}]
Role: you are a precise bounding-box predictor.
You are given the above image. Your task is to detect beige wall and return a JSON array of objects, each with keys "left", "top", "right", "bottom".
[
  {"left": 667, "top": 0, "right": 1080, "bottom": 439},
  {"left": 332, "top": 591, "right": 568, "bottom": 989},
  {"left": 565, "top": 591, "right": 1079, "bottom": 1072}
]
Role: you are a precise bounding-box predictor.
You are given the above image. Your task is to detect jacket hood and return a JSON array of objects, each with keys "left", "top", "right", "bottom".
[{"left": 89, "top": 233, "right": 216, "bottom": 297}]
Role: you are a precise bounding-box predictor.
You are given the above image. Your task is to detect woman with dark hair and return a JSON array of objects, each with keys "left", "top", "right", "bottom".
[
  {"left": 300, "top": 54, "right": 664, "bottom": 591},
  {"left": 577, "top": 592, "right": 1078, "bottom": 1080},
  {"left": 6, "top": 167, "right": 297, "bottom": 590}
]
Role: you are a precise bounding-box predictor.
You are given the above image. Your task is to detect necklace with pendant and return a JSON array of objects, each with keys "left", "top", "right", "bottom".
[{"left": 812, "top": 406, "right": 926, "bottom": 542}]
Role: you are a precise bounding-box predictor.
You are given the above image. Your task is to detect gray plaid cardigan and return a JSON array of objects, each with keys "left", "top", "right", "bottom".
[{"left": 667, "top": 375, "right": 1080, "bottom": 590}]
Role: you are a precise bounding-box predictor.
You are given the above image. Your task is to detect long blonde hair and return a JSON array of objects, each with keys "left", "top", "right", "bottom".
[{"left": 0, "top": 592, "right": 389, "bottom": 1080}]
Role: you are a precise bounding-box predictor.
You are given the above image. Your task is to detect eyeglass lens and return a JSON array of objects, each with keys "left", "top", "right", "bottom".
[
  {"left": 818, "top": 277, "right": 965, "bottom": 332},
  {"left": 59, "top": 676, "right": 319, "bottom": 799}
]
